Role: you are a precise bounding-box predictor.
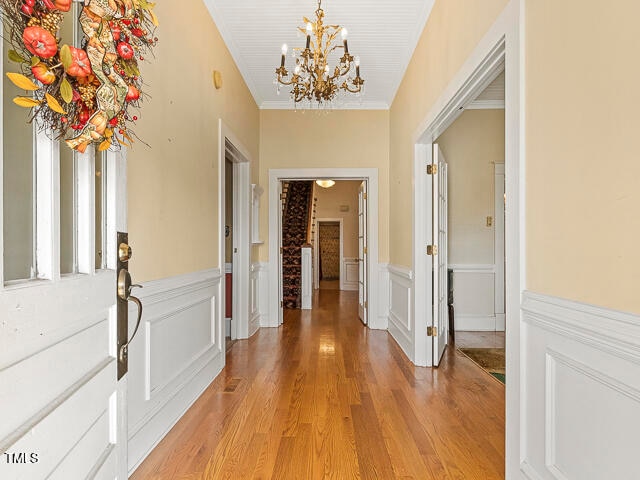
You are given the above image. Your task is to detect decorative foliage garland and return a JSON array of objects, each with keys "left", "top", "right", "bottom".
[{"left": 1, "top": 0, "right": 158, "bottom": 152}]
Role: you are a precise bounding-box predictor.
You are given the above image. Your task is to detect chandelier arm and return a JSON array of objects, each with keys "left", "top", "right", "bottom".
[
  {"left": 341, "top": 82, "right": 362, "bottom": 94},
  {"left": 277, "top": 75, "right": 296, "bottom": 86}
]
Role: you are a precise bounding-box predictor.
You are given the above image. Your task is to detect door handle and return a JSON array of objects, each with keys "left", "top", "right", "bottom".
[{"left": 117, "top": 268, "right": 143, "bottom": 363}]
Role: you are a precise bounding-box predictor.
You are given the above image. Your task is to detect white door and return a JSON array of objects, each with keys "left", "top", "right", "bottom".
[
  {"left": 358, "top": 181, "right": 367, "bottom": 323},
  {"left": 432, "top": 144, "right": 449, "bottom": 366},
  {"left": 277, "top": 181, "right": 284, "bottom": 325},
  {"left": 1, "top": 21, "right": 130, "bottom": 475}
]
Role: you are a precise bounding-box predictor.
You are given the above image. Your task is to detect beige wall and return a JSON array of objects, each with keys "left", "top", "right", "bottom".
[
  {"left": 314, "top": 181, "right": 361, "bottom": 259},
  {"left": 525, "top": 0, "right": 640, "bottom": 313},
  {"left": 389, "top": 0, "right": 509, "bottom": 268},
  {"left": 390, "top": 0, "right": 639, "bottom": 313},
  {"left": 436, "top": 109, "right": 505, "bottom": 264},
  {"left": 128, "top": 0, "right": 259, "bottom": 283},
  {"left": 258, "top": 110, "right": 389, "bottom": 263}
]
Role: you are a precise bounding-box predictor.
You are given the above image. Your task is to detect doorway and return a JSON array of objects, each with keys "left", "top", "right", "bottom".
[
  {"left": 267, "top": 168, "right": 381, "bottom": 329},
  {"left": 317, "top": 220, "right": 341, "bottom": 290},
  {"left": 218, "top": 120, "right": 252, "bottom": 341}
]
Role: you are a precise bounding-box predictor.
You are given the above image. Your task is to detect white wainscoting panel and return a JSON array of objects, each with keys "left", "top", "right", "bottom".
[
  {"left": 450, "top": 264, "right": 501, "bottom": 331},
  {"left": 128, "top": 269, "right": 224, "bottom": 475},
  {"left": 521, "top": 291, "right": 640, "bottom": 480},
  {"left": 252, "top": 263, "right": 269, "bottom": 330},
  {"left": 386, "top": 265, "right": 414, "bottom": 360},
  {"left": 376, "top": 264, "right": 390, "bottom": 330},
  {"left": 341, "top": 258, "right": 359, "bottom": 291}
]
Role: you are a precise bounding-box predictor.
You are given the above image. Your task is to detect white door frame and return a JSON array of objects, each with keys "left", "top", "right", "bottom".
[
  {"left": 494, "top": 162, "right": 506, "bottom": 331},
  {"left": 315, "top": 218, "right": 344, "bottom": 289},
  {"left": 411, "top": 1, "right": 524, "bottom": 477},
  {"left": 268, "top": 168, "right": 380, "bottom": 328},
  {"left": 218, "top": 120, "right": 251, "bottom": 340}
]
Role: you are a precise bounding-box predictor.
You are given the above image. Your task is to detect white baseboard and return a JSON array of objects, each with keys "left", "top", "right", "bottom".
[
  {"left": 127, "top": 268, "right": 224, "bottom": 474},
  {"left": 521, "top": 291, "right": 640, "bottom": 479}
]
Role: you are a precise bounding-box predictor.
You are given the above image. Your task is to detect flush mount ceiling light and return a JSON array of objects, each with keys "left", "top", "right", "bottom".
[
  {"left": 316, "top": 179, "right": 336, "bottom": 188},
  {"left": 275, "top": 0, "right": 364, "bottom": 107}
]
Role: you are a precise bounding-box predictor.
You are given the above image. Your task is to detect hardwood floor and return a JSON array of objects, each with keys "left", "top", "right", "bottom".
[{"left": 131, "top": 290, "right": 505, "bottom": 479}]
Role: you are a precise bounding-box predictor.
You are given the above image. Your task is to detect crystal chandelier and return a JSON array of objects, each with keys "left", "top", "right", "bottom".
[{"left": 275, "top": 0, "right": 364, "bottom": 106}]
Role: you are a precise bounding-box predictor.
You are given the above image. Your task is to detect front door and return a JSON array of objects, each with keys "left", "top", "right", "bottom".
[{"left": 0, "top": 92, "right": 130, "bottom": 480}]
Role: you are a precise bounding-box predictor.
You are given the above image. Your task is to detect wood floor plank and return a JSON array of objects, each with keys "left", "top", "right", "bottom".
[{"left": 131, "top": 290, "right": 505, "bottom": 480}]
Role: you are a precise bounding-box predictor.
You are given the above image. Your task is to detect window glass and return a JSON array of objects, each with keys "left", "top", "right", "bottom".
[{"left": 3, "top": 36, "right": 35, "bottom": 282}]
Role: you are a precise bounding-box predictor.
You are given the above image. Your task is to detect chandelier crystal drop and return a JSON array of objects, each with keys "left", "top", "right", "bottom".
[{"left": 275, "top": 0, "right": 364, "bottom": 107}]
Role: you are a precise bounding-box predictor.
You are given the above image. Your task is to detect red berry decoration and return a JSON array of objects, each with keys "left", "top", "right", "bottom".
[
  {"left": 25, "top": 0, "right": 35, "bottom": 6},
  {"left": 116, "top": 42, "right": 134, "bottom": 60},
  {"left": 20, "top": 4, "right": 33, "bottom": 15}
]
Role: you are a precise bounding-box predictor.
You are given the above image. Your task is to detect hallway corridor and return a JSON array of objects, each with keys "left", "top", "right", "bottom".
[{"left": 131, "top": 290, "right": 505, "bottom": 479}]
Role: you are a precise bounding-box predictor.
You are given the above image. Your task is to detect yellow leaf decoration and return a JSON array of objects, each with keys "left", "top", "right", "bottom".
[
  {"left": 13, "top": 96, "right": 42, "bottom": 108},
  {"left": 104, "top": 128, "right": 114, "bottom": 138},
  {"left": 60, "top": 78, "right": 73, "bottom": 104},
  {"left": 45, "top": 93, "right": 67, "bottom": 114},
  {"left": 98, "top": 139, "right": 111, "bottom": 151},
  {"left": 60, "top": 45, "right": 72, "bottom": 70},
  {"left": 6, "top": 72, "right": 39, "bottom": 91}
]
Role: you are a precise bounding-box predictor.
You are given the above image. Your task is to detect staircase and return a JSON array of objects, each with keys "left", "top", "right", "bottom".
[{"left": 281, "top": 181, "right": 314, "bottom": 308}]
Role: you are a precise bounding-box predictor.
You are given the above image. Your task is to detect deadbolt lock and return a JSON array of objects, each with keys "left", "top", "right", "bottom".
[{"left": 119, "top": 242, "right": 132, "bottom": 262}]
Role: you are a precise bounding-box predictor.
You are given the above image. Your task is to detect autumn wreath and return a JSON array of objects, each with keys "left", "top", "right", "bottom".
[{"left": 1, "top": 0, "right": 158, "bottom": 152}]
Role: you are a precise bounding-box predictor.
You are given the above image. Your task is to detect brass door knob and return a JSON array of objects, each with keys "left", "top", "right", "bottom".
[{"left": 119, "top": 243, "right": 132, "bottom": 262}]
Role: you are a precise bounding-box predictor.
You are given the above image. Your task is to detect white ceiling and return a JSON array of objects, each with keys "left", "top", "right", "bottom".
[{"left": 203, "top": 0, "right": 435, "bottom": 110}]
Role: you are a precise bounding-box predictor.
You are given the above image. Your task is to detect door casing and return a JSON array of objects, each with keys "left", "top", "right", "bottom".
[
  {"left": 267, "top": 168, "right": 381, "bottom": 329},
  {"left": 411, "top": 1, "right": 524, "bottom": 477}
]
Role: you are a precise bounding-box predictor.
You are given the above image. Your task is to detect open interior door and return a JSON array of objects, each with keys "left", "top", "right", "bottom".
[
  {"left": 277, "top": 180, "right": 284, "bottom": 325},
  {"left": 431, "top": 144, "right": 449, "bottom": 366},
  {"left": 358, "top": 181, "right": 368, "bottom": 324}
]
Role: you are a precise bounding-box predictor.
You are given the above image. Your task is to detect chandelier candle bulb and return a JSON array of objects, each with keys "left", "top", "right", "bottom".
[
  {"left": 306, "top": 22, "right": 312, "bottom": 49},
  {"left": 341, "top": 28, "right": 349, "bottom": 53},
  {"left": 355, "top": 56, "right": 360, "bottom": 77},
  {"left": 281, "top": 44, "right": 288, "bottom": 67}
]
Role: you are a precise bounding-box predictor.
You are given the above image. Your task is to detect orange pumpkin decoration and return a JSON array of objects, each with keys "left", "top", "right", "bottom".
[
  {"left": 22, "top": 26, "right": 57, "bottom": 59},
  {"left": 54, "top": 0, "right": 71, "bottom": 12},
  {"left": 65, "top": 46, "right": 92, "bottom": 77},
  {"left": 31, "top": 62, "right": 56, "bottom": 84}
]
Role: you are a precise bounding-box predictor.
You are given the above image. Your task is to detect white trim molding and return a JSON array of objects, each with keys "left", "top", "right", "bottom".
[
  {"left": 341, "top": 257, "right": 359, "bottom": 291},
  {"left": 521, "top": 291, "right": 640, "bottom": 480},
  {"left": 449, "top": 264, "right": 502, "bottom": 332}
]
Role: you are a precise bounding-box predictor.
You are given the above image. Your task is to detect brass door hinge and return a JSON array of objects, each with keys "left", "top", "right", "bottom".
[
  {"left": 280, "top": 300, "right": 283, "bottom": 308},
  {"left": 280, "top": 246, "right": 284, "bottom": 254},
  {"left": 363, "top": 193, "right": 368, "bottom": 200},
  {"left": 363, "top": 246, "right": 368, "bottom": 255},
  {"left": 427, "top": 164, "right": 438, "bottom": 175},
  {"left": 427, "top": 326, "right": 437, "bottom": 337},
  {"left": 427, "top": 245, "right": 438, "bottom": 256}
]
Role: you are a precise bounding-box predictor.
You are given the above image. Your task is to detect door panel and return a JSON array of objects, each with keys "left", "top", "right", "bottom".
[
  {"left": 358, "top": 181, "right": 367, "bottom": 323},
  {"left": 432, "top": 144, "right": 448, "bottom": 366}
]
